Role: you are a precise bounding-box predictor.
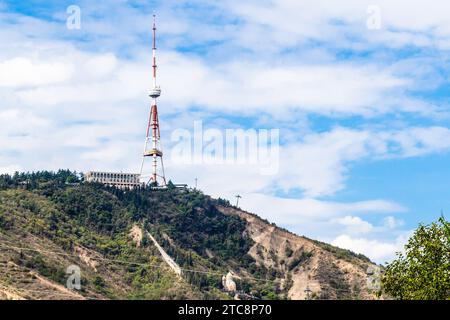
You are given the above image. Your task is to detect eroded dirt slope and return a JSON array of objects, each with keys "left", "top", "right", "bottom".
[{"left": 218, "top": 206, "right": 380, "bottom": 300}]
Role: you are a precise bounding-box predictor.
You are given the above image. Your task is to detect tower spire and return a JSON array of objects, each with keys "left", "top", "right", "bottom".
[
  {"left": 152, "top": 14, "right": 157, "bottom": 88},
  {"left": 140, "top": 14, "right": 166, "bottom": 186}
]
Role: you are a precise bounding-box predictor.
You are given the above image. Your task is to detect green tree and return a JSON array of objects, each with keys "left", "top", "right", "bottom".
[{"left": 382, "top": 216, "right": 450, "bottom": 300}]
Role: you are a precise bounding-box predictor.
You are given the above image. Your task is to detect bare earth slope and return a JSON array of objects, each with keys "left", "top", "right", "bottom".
[{"left": 218, "top": 206, "right": 379, "bottom": 300}]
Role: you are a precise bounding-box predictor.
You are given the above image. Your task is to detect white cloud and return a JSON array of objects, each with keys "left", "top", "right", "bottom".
[
  {"left": 335, "top": 216, "right": 374, "bottom": 234},
  {"left": 160, "top": 58, "right": 414, "bottom": 116},
  {"left": 81, "top": 53, "right": 118, "bottom": 80},
  {"left": 278, "top": 126, "right": 450, "bottom": 197},
  {"left": 0, "top": 3, "right": 442, "bottom": 122},
  {"left": 279, "top": 128, "right": 370, "bottom": 197},
  {"left": 331, "top": 233, "right": 411, "bottom": 263},
  {"left": 224, "top": 0, "right": 450, "bottom": 50},
  {"left": 383, "top": 216, "right": 405, "bottom": 229},
  {"left": 240, "top": 193, "right": 406, "bottom": 223},
  {"left": 0, "top": 109, "right": 50, "bottom": 145},
  {"left": 163, "top": 124, "right": 450, "bottom": 199},
  {"left": 379, "top": 127, "right": 450, "bottom": 157},
  {"left": 0, "top": 57, "right": 73, "bottom": 88},
  {"left": 7, "top": 49, "right": 417, "bottom": 118},
  {"left": 0, "top": 164, "right": 22, "bottom": 174}
]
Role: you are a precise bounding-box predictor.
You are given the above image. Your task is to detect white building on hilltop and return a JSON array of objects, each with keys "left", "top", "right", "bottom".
[{"left": 85, "top": 171, "right": 142, "bottom": 189}]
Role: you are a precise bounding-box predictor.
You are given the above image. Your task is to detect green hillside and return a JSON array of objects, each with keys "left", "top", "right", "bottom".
[{"left": 0, "top": 170, "right": 377, "bottom": 300}]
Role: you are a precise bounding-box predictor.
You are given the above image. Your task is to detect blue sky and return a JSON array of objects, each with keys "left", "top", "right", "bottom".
[{"left": 1, "top": 0, "right": 450, "bottom": 263}]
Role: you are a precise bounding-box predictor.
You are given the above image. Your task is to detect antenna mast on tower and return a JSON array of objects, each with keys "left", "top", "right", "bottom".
[{"left": 139, "top": 14, "right": 167, "bottom": 186}]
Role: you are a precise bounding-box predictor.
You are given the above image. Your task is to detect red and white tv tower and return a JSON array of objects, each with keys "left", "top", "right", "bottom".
[{"left": 139, "top": 14, "right": 167, "bottom": 186}]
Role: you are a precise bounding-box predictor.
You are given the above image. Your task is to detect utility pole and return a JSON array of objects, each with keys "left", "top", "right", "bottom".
[
  {"left": 235, "top": 195, "right": 242, "bottom": 207},
  {"left": 195, "top": 178, "right": 198, "bottom": 189}
]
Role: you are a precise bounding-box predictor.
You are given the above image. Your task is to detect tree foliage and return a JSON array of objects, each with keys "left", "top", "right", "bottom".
[{"left": 382, "top": 216, "right": 450, "bottom": 300}]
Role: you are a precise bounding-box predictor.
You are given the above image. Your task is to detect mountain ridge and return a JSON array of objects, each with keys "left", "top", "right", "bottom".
[{"left": 0, "top": 170, "right": 380, "bottom": 300}]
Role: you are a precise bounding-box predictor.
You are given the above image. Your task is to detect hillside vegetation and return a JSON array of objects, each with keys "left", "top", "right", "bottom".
[{"left": 0, "top": 170, "right": 379, "bottom": 300}]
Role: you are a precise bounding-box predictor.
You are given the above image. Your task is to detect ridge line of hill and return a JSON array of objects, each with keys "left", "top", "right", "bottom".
[{"left": 0, "top": 170, "right": 381, "bottom": 300}]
